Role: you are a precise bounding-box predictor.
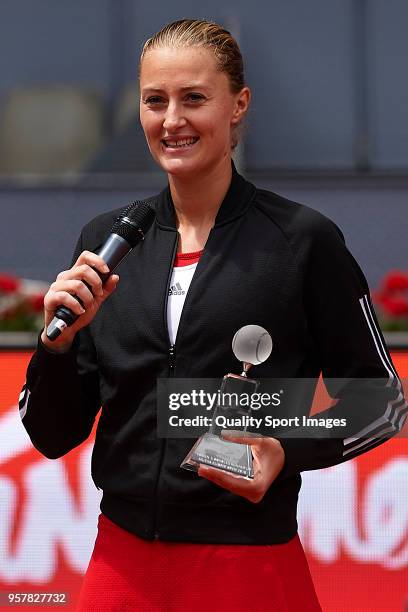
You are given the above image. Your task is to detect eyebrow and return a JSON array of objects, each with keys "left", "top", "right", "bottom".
[{"left": 141, "top": 84, "right": 210, "bottom": 93}]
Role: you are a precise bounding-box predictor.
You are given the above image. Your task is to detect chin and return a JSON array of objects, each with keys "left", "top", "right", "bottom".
[{"left": 158, "top": 157, "right": 203, "bottom": 177}]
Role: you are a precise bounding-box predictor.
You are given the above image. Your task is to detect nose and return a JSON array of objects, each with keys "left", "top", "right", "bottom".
[{"left": 162, "top": 101, "right": 187, "bottom": 131}]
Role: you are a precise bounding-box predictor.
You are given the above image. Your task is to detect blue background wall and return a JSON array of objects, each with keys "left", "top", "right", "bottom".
[
  {"left": 1, "top": 176, "right": 406, "bottom": 289},
  {"left": 0, "top": 1, "right": 406, "bottom": 286},
  {"left": 1, "top": 0, "right": 408, "bottom": 170}
]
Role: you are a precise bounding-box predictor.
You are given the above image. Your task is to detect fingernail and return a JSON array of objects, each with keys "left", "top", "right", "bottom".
[{"left": 102, "top": 264, "right": 109, "bottom": 272}]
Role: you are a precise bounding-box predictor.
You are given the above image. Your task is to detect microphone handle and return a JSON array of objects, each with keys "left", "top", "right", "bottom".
[{"left": 46, "top": 234, "right": 131, "bottom": 341}]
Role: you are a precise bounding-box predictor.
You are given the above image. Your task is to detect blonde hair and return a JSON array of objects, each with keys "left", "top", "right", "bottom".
[
  {"left": 139, "top": 19, "right": 248, "bottom": 149},
  {"left": 139, "top": 19, "right": 245, "bottom": 93}
]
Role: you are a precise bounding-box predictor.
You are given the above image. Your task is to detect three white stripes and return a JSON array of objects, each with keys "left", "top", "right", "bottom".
[
  {"left": 343, "top": 294, "right": 408, "bottom": 457},
  {"left": 16, "top": 295, "right": 407, "bottom": 458},
  {"left": 18, "top": 386, "right": 30, "bottom": 421}
]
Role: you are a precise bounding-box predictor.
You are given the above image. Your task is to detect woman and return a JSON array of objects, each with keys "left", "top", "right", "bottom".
[{"left": 19, "top": 19, "right": 405, "bottom": 612}]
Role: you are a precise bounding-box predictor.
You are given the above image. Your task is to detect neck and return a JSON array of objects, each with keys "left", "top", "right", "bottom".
[{"left": 168, "top": 158, "right": 233, "bottom": 229}]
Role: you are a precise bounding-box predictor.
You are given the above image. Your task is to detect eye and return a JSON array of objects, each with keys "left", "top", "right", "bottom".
[
  {"left": 143, "top": 96, "right": 165, "bottom": 105},
  {"left": 186, "top": 93, "right": 205, "bottom": 102}
]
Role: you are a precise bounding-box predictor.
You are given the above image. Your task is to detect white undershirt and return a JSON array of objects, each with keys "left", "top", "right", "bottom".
[{"left": 167, "top": 262, "right": 198, "bottom": 346}]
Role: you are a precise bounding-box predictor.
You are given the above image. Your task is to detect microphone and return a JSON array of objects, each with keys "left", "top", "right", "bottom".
[{"left": 46, "top": 201, "right": 155, "bottom": 341}]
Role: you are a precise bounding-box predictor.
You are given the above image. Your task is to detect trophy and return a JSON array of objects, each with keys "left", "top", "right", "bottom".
[{"left": 181, "top": 325, "right": 272, "bottom": 479}]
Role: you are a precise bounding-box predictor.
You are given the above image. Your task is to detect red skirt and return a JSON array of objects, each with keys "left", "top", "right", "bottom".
[{"left": 77, "top": 513, "right": 322, "bottom": 612}]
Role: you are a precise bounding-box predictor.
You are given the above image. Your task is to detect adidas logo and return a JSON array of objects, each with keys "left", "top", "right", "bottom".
[{"left": 169, "top": 282, "right": 185, "bottom": 296}]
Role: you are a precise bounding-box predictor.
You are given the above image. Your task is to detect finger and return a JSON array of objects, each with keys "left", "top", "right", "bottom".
[
  {"left": 198, "top": 465, "right": 261, "bottom": 502},
  {"left": 44, "top": 291, "right": 86, "bottom": 316},
  {"left": 50, "top": 279, "right": 95, "bottom": 309},
  {"left": 198, "top": 465, "right": 247, "bottom": 486},
  {"left": 74, "top": 250, "right": 110, "bottom": 275},
  {"left": 57, "top": 265, "right": 104, "bottom": 297}
]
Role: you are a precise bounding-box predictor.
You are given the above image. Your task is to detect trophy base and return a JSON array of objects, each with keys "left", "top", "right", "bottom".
[{"left": 181, "top": 433, "right": 254, "bottom": 479}]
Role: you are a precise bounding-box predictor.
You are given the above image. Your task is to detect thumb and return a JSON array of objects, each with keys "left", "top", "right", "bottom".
[
  {"left": 221, "top": 429, "right": 263, "bottom": 445},
  {"left": 101, "top": 274, "right": 119, "bottom": 299}
]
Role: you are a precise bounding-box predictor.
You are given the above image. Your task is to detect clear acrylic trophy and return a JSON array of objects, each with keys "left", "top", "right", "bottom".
[{"left": 181, "top": 325, "right": 272, "bottom": 480}]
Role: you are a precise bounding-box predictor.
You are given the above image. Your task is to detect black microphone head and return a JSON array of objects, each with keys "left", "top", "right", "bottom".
[{"left": 111, "top": 201, "right": 155, "bottom": 247}]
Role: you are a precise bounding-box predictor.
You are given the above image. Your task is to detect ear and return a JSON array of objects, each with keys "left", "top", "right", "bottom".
[{"left": 231, "top": 86, "right": 251, "bottom": 125}]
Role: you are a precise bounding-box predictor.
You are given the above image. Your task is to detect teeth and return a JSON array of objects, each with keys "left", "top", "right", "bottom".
[{"left": 164, "top": 137, "right": 198, "bottom": 148}]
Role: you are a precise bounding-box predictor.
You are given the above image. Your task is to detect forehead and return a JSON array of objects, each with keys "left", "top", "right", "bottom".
[{"left": 140, "top": 46, "right": 228, "bottom": 92}]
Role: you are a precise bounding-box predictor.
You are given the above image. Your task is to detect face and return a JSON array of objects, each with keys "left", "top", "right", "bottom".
[{"left": 139, "top": 46, "right": 250, "bottom": 179}]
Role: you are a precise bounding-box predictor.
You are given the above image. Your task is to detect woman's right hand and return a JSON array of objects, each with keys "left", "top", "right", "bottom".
[{"left": 41, "top": 250, "right": 119, "bottom": 353}]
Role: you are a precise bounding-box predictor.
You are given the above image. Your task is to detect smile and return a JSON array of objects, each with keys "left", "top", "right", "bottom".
[{"left": 162, "top": 137, "right": 199, "bottom": 148}]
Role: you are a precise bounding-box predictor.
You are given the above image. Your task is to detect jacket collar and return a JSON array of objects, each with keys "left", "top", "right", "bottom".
[{"left": 154, "top": 160, "right": 257, "bottom": 230}]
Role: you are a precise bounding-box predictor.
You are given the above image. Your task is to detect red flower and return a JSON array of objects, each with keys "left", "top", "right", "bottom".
[
  {"left": 382, "top": 270, "right": 408, "bottom": 292},
  {"left": 29, "top": 293, "right": 45, "bottom": 313},
  {"left": 376, "top": 295, "right": 408, "bottom": 317},
  {"left": 373, "top": 269, "right": 408, "bottom": 321},
  {"left": 0, "top": 273, "right": 20, "bottom": 293}
]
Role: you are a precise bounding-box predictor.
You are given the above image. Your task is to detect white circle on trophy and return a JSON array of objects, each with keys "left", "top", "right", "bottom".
[{"left": 232, "top": 325, "right": 273, "bottom": 366}]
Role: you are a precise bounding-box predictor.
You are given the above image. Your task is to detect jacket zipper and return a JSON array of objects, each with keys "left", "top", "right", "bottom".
[
  {"left": 153, "top": 231, "right": 179, "bottom": 539},
  {"left": 168, "top": 344, "right": 176, "bottom": 371}
]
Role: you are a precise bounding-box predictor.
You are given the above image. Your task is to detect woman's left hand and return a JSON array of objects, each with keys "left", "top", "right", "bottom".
[{"left": 197, "top": 431, "right": 285, "bottom": 503}]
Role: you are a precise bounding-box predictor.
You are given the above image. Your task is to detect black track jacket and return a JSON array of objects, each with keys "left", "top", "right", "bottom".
[{"left": 19, "top": 163, "right": 407, "bottom": 544}]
